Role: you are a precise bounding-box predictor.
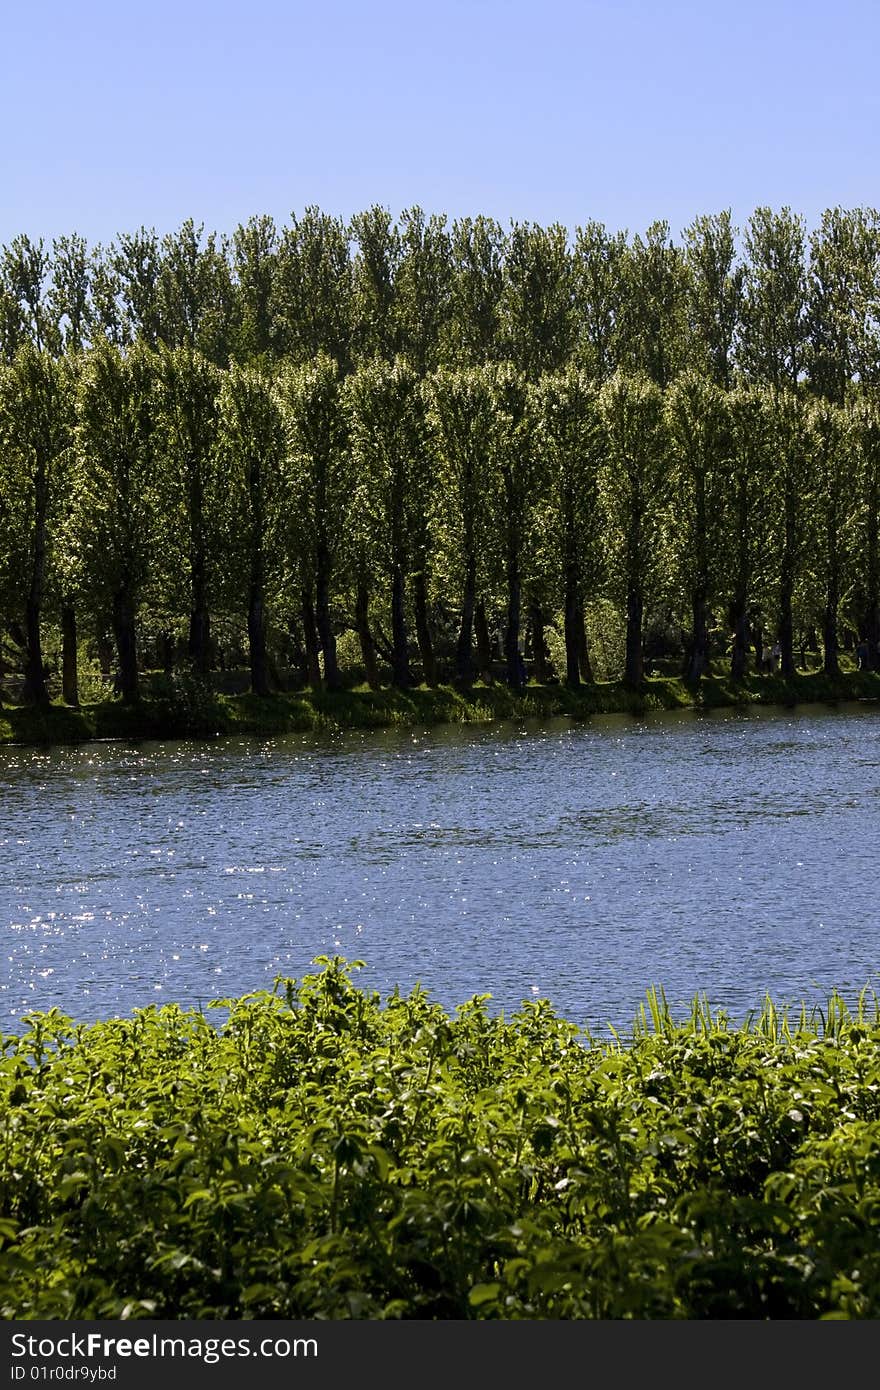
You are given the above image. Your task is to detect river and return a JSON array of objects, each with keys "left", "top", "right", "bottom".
[{"left": 1, "top": 703, "right": 878, "bottom": 1034}]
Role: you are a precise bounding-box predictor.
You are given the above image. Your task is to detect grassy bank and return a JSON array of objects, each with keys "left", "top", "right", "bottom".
[
  {"left": 2, "top": 958, "right": 879, "bottom": 1319},
  {"left": 1, "top": 667, "right": 879, "bottom": 747}
]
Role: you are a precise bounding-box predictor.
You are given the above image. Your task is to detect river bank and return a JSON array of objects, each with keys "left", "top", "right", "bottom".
[{"left": 1, "top": 667, "right": 879, "bottom": 747}]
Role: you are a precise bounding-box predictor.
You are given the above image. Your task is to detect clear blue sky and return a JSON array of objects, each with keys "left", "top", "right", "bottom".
[{"left": 3, "top": 0, "right": 878, "bottom": 247}]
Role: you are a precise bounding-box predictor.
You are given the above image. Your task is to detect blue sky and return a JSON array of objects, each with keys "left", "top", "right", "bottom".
[{"left": 3, "top": 0, "right": 878, "bottom": 247}]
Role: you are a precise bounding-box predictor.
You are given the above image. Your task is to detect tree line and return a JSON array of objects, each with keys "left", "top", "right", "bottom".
[{"left": 1, "top": 204, "right": 879, "bottom": 705}]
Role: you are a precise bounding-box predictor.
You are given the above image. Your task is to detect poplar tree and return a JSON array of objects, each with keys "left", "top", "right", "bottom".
[
  {"left": 272, "top": 209, "right": 353, "bottom": 368},
  {"left": 572, "top": 221, "right": 627, "bottom": 383},
  {"left": 666, "top": 372, "right": 731, "bottom": 680},
  {"left": 447, "top": 216, "right": 506, "bottom": 364},
  {"left": 599, "top": 372, "right": 668, "bottom": 685},
  {"left": 682, "top": 211, "right": 742, "bottom": 387},
  {"left": 849, "top": 400, "right": 880, "bottom": 669},
  {"left": 532, "top": 367, "right": 605, "bottom": 686},
  {"left": 280, "top": 354, "right": 351, "bottom": 692},
  {"left": 725, "top": 387, "right": 774, "bottom": 680},
  {"left": 740, "top": 207, "right": 808, "bottom": 391},
  {"left": 425, "top": 366, "right": 495, "bottom": 684},
  {"left": 807, "top": 401, "right": 852, "bottom": 675},
  {"left": 155, "top": 347, "right": 223, "bottom": 673},
  {"left": 217, "top": 365, "right": 286, "bottom": 696},
  {"left": 0, "top": 347, "right": 73, "bottom": 703},
  {"left": 74, "top": 341, "right": 157, "bottom": 702},
  {"left": 345, "top": 357, "right": 426, "bottom": 688}
]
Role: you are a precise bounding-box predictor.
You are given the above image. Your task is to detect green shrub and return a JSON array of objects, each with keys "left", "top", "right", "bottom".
[{"left": 2, "top": 961, "right": 879, "bottom": 1319}]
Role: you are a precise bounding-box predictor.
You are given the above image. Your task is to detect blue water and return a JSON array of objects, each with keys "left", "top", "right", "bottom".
[{"left": 1, "top": 704, "right": 878, "bottom": 1034}]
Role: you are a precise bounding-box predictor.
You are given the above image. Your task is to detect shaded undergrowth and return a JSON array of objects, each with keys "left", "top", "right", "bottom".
[{"left": 1, "top": 668, "right": 878, "bottom": 747}]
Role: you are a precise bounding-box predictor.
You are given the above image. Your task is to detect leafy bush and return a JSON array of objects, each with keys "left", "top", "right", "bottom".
[
  {"left": 2, "top": 961, "right": 879, "bottom": 1319},
  {"left": 147, "top": 668, "right": 225, "bottom": 737}
]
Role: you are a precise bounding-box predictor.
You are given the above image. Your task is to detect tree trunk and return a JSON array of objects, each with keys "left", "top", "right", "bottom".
[
  {"left": 778, "top": 490, "right": 797, "bottom": 679},
  {"left": 412, "top": 570, "right": 437, "bottom": 686},
  {"left": 475, "top": 599, "right": 493, "bottom": 682},
  {"left": 687, "top": 586, "right": 710, "bottom": 682},
  {"left": 778, "top": 582, "right": 795, "bottom": 679},
  {"left": 577, "top": 609, "right": 594, "bottom": 683},
  {"left": 866, "top": 601, "right": 880, "bottom": 672},
  {"left": 355, "top": 577, "right": 381, "bottom": 689},
  {"left": 730, "top": 592, "right": 749, "bottom": 682},
  {"left": 112, "top": 588, "right": 139, "bottom": 704},
  {"left": 188, "top": 606, "right": 210, "bottom": 675},
  {"left": 22, "top": 468, "right": 49, "bottom": 706},
  {"left": 315, "top": 543, "right": 339, "bottom": 691},
  {"left": 22, "top": 595, "right": 48, "bottom": 706},
  {"left": 247, "top": 587, "right": 270, "bottom": 697},
  {"left": 97, "top": 626, "right": 114, "bottom": 678},
  {"left": 863, "top": 499, "right": 879, "bottom": 671},
  {"left": 301, "top": 586, "right": 322, "bottom": 690},
  {"left": 390, "top": 564, "right": 412, "bottom": 688},
  {"left": 730, "top": 491, "right": 751, "bottom": 682},
  {"left": 529, "top": 603, "right": 550, "bottom": 684},
  {"left": 563, "top": 580, "right": 580, "bottom": 688},
  {"left": 160, "top": 630, "right": 175, "bottom": 674},
  {"left": 778, "top": 578, "right": 795, "bottom": 679},
  {"left": 504, "top": 549, "right": 523, "bottom": 690},
  {"left": 61, "top": 603, "right": 79, "bottom": 707},
  {"left": 624, "top": 586, "right": 643, "bottom": 685},
  {"left": 188, "top": 474, "right": 211, "bottom": 673},
  {"left": 823, "top": 574, "right": 840, "bottom": 676},
  {"left": 455, "top": 556, "right": 476, "bottom": 685},
  {"left": 188, "top": 522, "right": 211, "bottom": 674}
]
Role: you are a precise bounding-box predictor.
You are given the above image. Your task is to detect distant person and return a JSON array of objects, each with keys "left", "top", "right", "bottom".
[
  {"left": 761, "top": 643, "right": 772, "bottom": 674},
  {"left": 856, "top": 639, "right": 869, "bottom": 670},
  {"left": 771, "top": 641, "right": 781, "bottom": 674}
]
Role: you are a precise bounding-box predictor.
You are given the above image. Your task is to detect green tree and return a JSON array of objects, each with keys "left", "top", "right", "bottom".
[
  {"left": 157, "top": 220, "right": 237, "bottom": 365},
  {"left": 396, "top": 207, "right": 453, "bottom": 375},
  {"left": 599, "top": 372, "right": 668, "bottom": 684},
  {"left": 532, "top": 367, "right": 606, "bottom": 686},
  {"left": 806, "top": 400, "right": 853, "bottom": 674},
  {"left": 279, "top": 354, "right": 351, "bottom": 692},
  {"left": 766, "top": 389, "right": 813, "bottom": 677},
  {"left": 217, "top": 365, "right": 286, "bottom": 696},
  {"left": 0, "top": 347, "right": 73, "bottom": 703},
  {"left": 446, "top": 216, "right": 506, "bottom": 365},
  {"left": 272, "top": 208, "right": 353, "bottom": 368},
  {"left": 501, "top": 222, "right": 575, "bottom": 379},
  {"left": 350, "top": 206, "right": 400, "bottom": 363},
  {"left": 725, "top": 387, "right": 774, "bottom": 680},
  {"left": 682, "top": 211, "right": 742, "bottom": 387},
  {"left": 345, "top": 358, "right": 427, "bottom": 687},
  {"left": 424, "top": 366, "right": 495, "bottom": 683},
  {"left": 88, "top": 244, "right": 126, "bottom": 346},
  {"left": 155, "top": 347, "right": 224, "bottom": 673},
  {"left": 850, "top": 399, "right": 880, "bottom": 668},
  {"left": 74, "top": 341, "right": 158, "bottom": 702},
  {"left": 110, "top": 228, "right": 163, "bottom": 347},
  {"left": 807, "top": 206, "right": 880, "bottom": 404},
  {"left": 0, "top": 235, "right": 56, "bottom": 355},
  {"left": 666, "top": 372, "right": 731, "bottom": 680},
  {"left": 740, "top": 207, "right": 808, "bottom": 391},
  {"left": 486, "top": 364, "right": 532, "bottom": 688},
  {"left": 49, "top": 234, "right": 93, "bottom": 354},
  {"left": 231, "top": 214, "right": 278, "bottom": 364},
  {"left": 617, "top": 222, "right": 687, "bottom": 387},
  {"left": 572, "top": 220, "right": 627, "bottom": 383}
]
